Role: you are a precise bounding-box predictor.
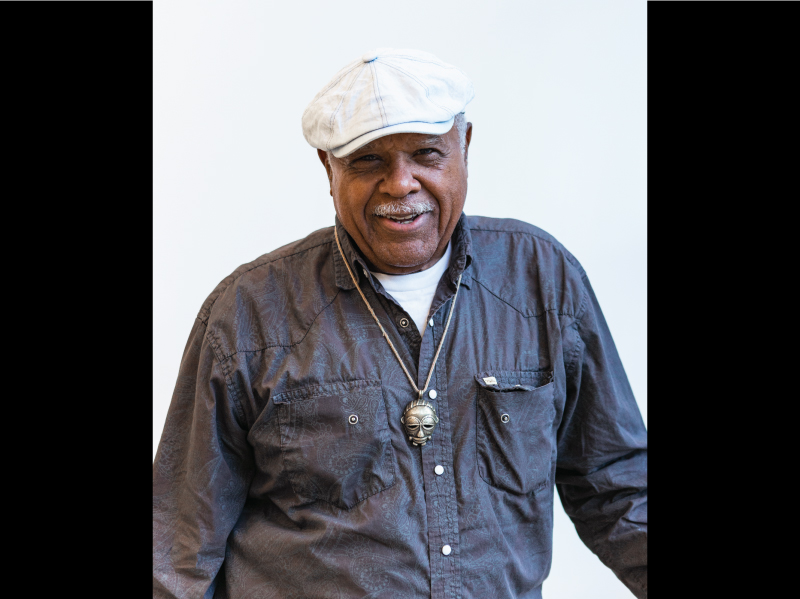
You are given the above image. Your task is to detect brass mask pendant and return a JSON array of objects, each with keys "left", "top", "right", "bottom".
[{"left": 400, "top": 399, "right": 439, "bottom": 447}]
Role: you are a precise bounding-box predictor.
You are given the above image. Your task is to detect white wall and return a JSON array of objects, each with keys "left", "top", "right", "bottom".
[{"left": 153, "top": 1, "right": 646, "bottom": 597}]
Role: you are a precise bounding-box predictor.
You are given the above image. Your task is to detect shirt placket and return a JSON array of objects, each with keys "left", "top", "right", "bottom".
[
  {"left": 419, "top": 299, "right": 462, "bottom": 599},
  {"left": 355, "top": 256, "right": 463, "bottom": 599}
]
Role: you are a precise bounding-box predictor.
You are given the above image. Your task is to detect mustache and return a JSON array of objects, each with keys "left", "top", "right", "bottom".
[{"left": 372, "top": 199, "right": 436, "bottom": 217}]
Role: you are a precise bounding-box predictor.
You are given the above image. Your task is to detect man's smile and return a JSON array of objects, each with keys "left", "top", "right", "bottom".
[
  {"left": 373, "top": 210, "right": 433, "bottom": 233},
  {"left": 370, "top": 197, "right": 437, "bottom": 234}
]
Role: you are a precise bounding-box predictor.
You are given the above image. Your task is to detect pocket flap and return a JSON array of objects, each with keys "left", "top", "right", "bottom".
[
  {"left": 475, "top": 370, "right": 553, "bottom": 392},
  {"left": 272, "top": 379, "right": 381, "bottom": 404}
]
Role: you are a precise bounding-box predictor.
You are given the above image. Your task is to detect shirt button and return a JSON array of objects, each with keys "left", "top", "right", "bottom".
[
  {"left": 442, "top": 545, "right": 452, "bottom": 556},
  {"left": 428, "top": 318, "right": 434, "bottom": 327},
  {"left": 399, "top": 317, "right": 409, "bottom": 328},
  {"left": 363, "top": 268, "right": 369, "bottom": 278},
  {"left": 434, "top": 465, "right": 444, "bottom": 475},
  {"left": 428, "top": 389, "right": 437, "bottom": 399}
]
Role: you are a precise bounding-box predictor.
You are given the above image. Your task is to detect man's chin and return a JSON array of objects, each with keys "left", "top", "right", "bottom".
[{"left": 370, "top": 243, "right": 441, "bottom": 274}]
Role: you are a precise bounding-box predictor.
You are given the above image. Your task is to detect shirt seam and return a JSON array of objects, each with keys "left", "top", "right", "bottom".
[
  {"left": 204, "top": 322, "right": 247, "bottom": 425},
  {"left": 563, "top": 285, "right": 590, "bottom": 378},
  {"left": 220, "top": 287, "right": 342, "bottom": 360},
  {"left": 467, "top": 226, "right": 585, "bottom": 274},
  {"left": 198, "top": 239, "right": 334, "bottom": 324},
  {"left": 471, "top": 277, "right": 575, "bottom": 318}
]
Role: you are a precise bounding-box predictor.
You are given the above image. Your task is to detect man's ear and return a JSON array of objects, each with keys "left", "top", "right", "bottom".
[
  {"left": 317, "top": 149, "right": 334, "bottom": 196},
  {"left": 464, "top": 122, "right": 473, "bottom": 170}
]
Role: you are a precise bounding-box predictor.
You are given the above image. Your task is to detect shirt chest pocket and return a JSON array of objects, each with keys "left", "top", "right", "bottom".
[
  {"left": 476, "top": 370, "right": 556, "bottom": 495},
  {"left": 273, "top": 380, "right": 396, "bottom": 510}
]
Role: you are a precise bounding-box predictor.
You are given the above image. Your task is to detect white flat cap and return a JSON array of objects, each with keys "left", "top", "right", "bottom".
[{"left": 302, "top": 48, "right": 474, "bottom": 158}]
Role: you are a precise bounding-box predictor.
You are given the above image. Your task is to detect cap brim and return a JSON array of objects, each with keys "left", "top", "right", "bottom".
[{"left": 330, "top": 118, "right": 456, "bottom": 158}]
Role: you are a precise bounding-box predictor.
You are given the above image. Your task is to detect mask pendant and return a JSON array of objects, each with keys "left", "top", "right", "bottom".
[{"left": 400, "top": 399, "right": 439, "bottom": 447}]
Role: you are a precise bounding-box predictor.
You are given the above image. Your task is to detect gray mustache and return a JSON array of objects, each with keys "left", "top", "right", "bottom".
[{"left": 372, "top": 199, "right": 435, "bottom": 217}]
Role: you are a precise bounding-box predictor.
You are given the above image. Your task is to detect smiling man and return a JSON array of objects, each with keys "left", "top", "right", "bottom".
[
  {"left": 153, "top": 49, "right": 648, "bottom": 599},
  {"left": 319, "top": 125, "right": 469, "bottom": 277}
]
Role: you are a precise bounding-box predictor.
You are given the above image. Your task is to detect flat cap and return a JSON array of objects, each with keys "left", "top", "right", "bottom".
[{"left": 302, "top": 48, "right": 474, "bottom": 158}]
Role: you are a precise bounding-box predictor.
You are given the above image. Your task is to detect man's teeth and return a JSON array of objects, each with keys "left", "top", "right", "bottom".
[{"left": 388, "top": 214, "right": 417, "bottom": 222}]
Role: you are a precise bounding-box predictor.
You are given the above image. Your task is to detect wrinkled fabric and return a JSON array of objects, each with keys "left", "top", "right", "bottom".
[{"left": 153, "top": 214, "right": 647, "bottom": 599}]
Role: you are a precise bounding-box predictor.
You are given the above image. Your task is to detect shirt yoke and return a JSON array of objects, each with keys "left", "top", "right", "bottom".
[
  {"left": 198, "top": 225, "right": 340, "bottom": 358},
  {"left": 198, "top": 215, "right": 589, "bottom": 361},
  {"left": 464, "top": 215, "right": 587, "bottom": 321}
]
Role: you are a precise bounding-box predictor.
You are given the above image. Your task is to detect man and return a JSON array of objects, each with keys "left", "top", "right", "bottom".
[{"left": 153, "top": 48, "right": 647, "bottom": 599}]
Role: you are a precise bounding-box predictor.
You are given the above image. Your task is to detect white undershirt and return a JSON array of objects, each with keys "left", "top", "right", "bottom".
[{"left": 371, "top": 243, "right": 452, "bottom": 337}]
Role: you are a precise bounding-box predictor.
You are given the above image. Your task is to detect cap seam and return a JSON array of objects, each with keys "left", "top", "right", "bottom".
[
  {"left": 380, "top": 61, "right": 456, "bottom": 120},
  {"left": 386, "top": 54, "right": 462, "bottom": 71},
  {"left": 301, "top": 60, "right": 361, "bottom": 122},
  {"left": 384, "top": 55, "right": 474, "bottom": 93},
  {"left": 370, "top": 61, "right": 388, "bottom": 128},
  {"left": 326, "top": 64, "right": 367, "bottom": 151}
]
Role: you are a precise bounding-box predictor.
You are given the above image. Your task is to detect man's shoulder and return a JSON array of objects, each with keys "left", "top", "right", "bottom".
[
  {"left": 464, "top": 214, "right": 587, "bottom": 318},
  {"left": 197, "top": 225, "right": 337, "bottom": 335},
  {"left": 464, "top": 214, "right": 584, "bottom": 275}
]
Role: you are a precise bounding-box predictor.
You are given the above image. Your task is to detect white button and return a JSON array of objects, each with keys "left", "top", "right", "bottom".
[
  {"left": 361, "top": 51, "right": 378, "bottom": 63},
  {"left": 434, "top": 465, "right": 444, "bottom": 475},
  {"left": 441, "top": 545, "right": 452, "bottom": 556},
  {"left": 428, "top": 389, "right": 437, "bottom": 399},
  {"left": 429, "top": 318, "right": 434, "bottom": 327},
  {"left": 363, "top": 268, "right": 369, "bottom": 278}
]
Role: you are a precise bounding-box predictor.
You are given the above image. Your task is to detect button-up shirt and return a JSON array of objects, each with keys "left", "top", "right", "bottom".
[{"left": 153, "top": 214, "right": 648, "bottom": 599}]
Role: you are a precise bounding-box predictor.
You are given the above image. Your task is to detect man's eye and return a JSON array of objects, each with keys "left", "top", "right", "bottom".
[
  {"left": 417, "top": 148, "right": 436, "bottom": 156},
  {"left": 353, "top": 154, "right": 380, "bottom": 163}
]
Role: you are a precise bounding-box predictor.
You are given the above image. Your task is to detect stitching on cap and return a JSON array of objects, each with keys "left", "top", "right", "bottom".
[
  {"left": 371, "top": 62, "right": 388, "bottom": 127},
  {"left": 388, "top": 54, "right": 473, "bottom": 83},
  {"left": 326, "top": 65, "right": 366, "bottom": 151},
  {"left": 386, "top": 54, "right": 461, "bottom": 71},
  {"left": 379, "top": 62, "right": 455, "bottom": 119},
  {"left": 301, "top": 61, "right": 361, "bottom": 122}
]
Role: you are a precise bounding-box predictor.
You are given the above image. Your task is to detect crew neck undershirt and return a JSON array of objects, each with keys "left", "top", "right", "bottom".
[{"left": 371, "top": 242, "right": 452, "bottom": 337}]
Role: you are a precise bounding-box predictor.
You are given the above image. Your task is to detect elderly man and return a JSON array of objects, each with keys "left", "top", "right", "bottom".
[{"left": 153, "top": 49, "right": 647, "bottom": 599}]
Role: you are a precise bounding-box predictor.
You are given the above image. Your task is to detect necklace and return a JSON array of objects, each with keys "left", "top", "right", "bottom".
[{"left": 334, "top": 225, "right": 462, "bottom": 446}]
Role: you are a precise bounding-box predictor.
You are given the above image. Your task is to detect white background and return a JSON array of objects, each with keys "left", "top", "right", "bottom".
[{"left": 154, "top": 1, "right": 646, "bottom": 597}]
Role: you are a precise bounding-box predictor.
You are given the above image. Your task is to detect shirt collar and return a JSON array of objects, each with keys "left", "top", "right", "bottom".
[{"left": 333, "top": 213, "right": 473, "bottom": 291}]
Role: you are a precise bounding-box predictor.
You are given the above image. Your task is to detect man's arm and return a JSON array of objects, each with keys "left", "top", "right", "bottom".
[
  {"left": 556, "top": 274, "right": 647, "bottom": 598},
  {"left": 153, "top": 316, "right": 254, "bottom": 599}
]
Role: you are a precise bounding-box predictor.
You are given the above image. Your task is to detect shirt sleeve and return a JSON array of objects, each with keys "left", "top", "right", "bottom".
[
  {"left": 556, "top": 274, "right": 647, "bottom": 598},
  {"left": 153, "top": 316, "right": 254, "bottom": 599}
]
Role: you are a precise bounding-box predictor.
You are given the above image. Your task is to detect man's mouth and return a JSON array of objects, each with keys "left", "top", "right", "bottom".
[
  {"left": 373, "top": 200, "right": 435, "bottom": 226},
  {"left": 382, "top": 212, "right": 426, "bottom": 224}
]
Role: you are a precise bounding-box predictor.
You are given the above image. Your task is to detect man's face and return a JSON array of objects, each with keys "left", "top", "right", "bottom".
[{"left": 318, "top": 121, "right": 473, "bottom": 274}]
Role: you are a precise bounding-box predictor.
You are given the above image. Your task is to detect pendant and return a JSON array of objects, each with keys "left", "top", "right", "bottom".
[{"left": 400, "top": 399, "right": 439, "bottom": 446}]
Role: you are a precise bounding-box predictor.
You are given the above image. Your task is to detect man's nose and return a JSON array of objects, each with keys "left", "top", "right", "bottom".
[{"left": 379, "top": 158, "right": 421, "bottom": 198}]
